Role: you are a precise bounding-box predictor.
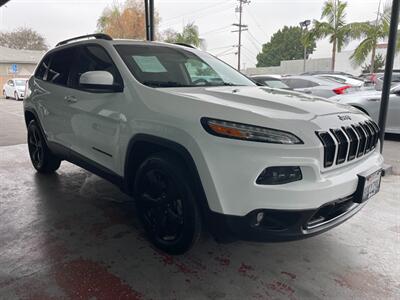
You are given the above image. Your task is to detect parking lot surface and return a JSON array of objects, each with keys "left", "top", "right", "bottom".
[{"left": 0, "top": 98, "right": 399, "bottom": 299}]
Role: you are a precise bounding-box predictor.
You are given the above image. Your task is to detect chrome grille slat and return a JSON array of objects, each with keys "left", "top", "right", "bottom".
[{"left": 316, "top": 120, "right": 379, "bottom": 169}]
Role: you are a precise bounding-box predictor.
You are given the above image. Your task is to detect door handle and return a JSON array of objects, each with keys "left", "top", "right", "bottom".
[{"left": 64, "top": 95, "right": 77, "bottom": 103}]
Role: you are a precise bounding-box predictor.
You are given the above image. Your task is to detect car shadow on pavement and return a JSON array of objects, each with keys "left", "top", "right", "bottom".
[{"left": 2, "top": 163, "right": 386, "bottom": 299}]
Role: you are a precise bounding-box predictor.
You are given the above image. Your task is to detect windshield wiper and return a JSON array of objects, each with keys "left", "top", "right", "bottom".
[
  {"left": 143, "top": 80, "right": 190, "bottom": 88},
  {"left": 221, "top": 82, "right": 239, "bottom": 86}
]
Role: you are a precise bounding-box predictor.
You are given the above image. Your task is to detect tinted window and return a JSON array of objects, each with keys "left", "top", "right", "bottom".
[
  {"left": 68, "top": 45, "right": 122, "bottom": 89},
  {"left": 263, "top": 80, "right": 290, "bottom": 89},
  {"left": 47, "top": 47, "right": 77, "bottom": 85},
  {"left": 35, "top": 55, "right": 51, "bottom": 80},
  {"left": 284, "top": 78, "right": 318, "bottom": 89},
  {"left": 115, "top": 44, "right": 255, "bottom": 88}
]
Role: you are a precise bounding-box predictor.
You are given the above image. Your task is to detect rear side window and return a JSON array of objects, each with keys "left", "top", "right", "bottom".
[
  {"left": 68, "top": 45, "right": 122, "bottom": 89},
  {"left": 47, "top": 47, "right": 77, "bottom": 86},
  {"left": 284, "top": 79, "right": 318, "bottom": 89},
  {"left": 35, "top": 55, "right": 51, "bottom": 80}
]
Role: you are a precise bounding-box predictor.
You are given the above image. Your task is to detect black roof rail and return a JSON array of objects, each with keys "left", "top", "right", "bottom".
[
  {"left": 56, "top": 33, "right": 113, "bottom": 47},
  {"left": 174, "top": 43, "right": 196, "bottom": 49}
]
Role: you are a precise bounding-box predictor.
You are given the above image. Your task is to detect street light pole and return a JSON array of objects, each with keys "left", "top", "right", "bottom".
[
  {"left": 378, "top": 0, "right": 399, "bottom": 152},
  {"left": 299, "top": 20, "right": 311, "bottom": 73}
]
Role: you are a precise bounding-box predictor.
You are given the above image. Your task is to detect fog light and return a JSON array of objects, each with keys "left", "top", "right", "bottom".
[{"left": 256, "top": 166, "right": 302, "bottom": 185}]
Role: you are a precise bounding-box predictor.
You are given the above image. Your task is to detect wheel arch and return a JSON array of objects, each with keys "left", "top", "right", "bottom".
[{"left": 123, "top": 134, "right": 211, "bottom": 213}]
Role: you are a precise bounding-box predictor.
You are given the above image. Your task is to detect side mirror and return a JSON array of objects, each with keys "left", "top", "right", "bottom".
[{"left": 79, "top": 71, "right": 123, "bottom": 92}]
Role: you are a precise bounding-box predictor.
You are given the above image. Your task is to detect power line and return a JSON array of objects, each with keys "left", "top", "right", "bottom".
[
  {"left": 208, "top": 44, "right": 235, "bottom": 51},
  {"left": 160, "top": 1, "right": 233, "bottom": 28},
  {"left": 247, "top": 30, "right": 263, "bottom": 47},
  {"left": 201, "top": 25, "right": 232, "bottom": 36},
  {"left": 246, "top": 9, "right": 265, "bottom": 36}
]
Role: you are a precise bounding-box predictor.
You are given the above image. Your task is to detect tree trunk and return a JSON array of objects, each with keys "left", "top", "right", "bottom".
[
  {"left": 331, "top": 38, "right": 336, "bottom": 71},
  {"left": 370, "top": 45, "right": 376, "bottom": 73}
]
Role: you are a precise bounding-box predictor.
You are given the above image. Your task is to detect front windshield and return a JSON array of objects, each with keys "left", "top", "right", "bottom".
[
  {"left": 15, "top": 80, "right": 26, "bottom": 86},
  {"left": 115, "top": 44, "right": 255, "bottom": 88}
]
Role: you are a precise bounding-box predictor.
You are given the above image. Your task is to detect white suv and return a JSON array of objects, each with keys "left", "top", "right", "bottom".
[{"left": 24, "top": 34, "right": 383, "bottom": 254}]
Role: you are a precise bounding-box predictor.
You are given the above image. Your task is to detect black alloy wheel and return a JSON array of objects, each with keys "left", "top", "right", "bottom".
[
  {"left": 134, "top": 153, "right": 202, "bottom": 254},
  {"left": 27, "top": 120, "right": 61, "bottom": 173}
]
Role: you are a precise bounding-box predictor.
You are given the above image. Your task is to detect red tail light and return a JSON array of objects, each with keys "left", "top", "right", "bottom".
[{"left": 333, "top": 85, "right": 351, "bottom": 95}]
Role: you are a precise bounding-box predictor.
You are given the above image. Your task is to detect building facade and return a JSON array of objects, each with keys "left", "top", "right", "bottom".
[{"left": 0, "top": 46, "right": 44, "bottom": 90}]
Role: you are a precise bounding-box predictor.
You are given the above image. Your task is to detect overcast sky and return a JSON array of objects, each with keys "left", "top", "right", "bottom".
[{"left": 0, "top": 0, "right": 385, "bottom": 68}]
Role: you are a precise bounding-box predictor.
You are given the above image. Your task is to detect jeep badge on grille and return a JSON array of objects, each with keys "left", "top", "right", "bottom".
[{"left": 338, "top": 115, "right": 352, "bottom": 121}]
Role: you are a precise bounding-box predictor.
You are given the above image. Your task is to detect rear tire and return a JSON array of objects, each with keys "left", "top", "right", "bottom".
[
  {"left": 134, "top": 152, "right": 202, "bottom": 255},
  {"left": 3, "top": 90, "right": 8, "bottom": 99},
  {"left": 27, "top": 120, "right": 61, "bottom": 173}
]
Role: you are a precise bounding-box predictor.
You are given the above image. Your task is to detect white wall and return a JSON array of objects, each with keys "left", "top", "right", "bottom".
[{"left": 245, "top": 49, "right": 400, "bottom": 76}]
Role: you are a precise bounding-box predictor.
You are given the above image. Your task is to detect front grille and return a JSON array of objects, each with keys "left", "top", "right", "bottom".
[{"left": 316, "top": 120, "right": 379, "bottom": 168}]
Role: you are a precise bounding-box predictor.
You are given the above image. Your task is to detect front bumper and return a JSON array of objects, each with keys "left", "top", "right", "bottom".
[
  {"left": 199, "top": 136, "right": 383, "bottom": 216},
  {"left": 210, "top": 192, "right": 367, "bottom": 242}
]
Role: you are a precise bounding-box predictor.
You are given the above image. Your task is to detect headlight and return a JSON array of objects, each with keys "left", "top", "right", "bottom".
[{"left": 201, "top": 118, "right": 303, "bottom": 144}]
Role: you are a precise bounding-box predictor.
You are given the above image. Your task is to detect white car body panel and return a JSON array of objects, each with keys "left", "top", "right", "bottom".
[{"left": 24, "top": 39, "right": 384, "bottom": 219}]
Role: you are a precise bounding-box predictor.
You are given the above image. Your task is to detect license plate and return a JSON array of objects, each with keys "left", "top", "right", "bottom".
[{"left": 355, "top": 169, "right": 382, "bottom": 203}]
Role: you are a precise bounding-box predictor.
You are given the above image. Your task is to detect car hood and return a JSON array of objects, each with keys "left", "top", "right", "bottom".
[{"left": 160, "top": 86, "right": 359, "bottom": 119}]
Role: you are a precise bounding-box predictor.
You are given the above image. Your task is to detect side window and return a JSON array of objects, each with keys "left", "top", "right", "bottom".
[
  {"left": 35, "top": 55, "right": 51, "bottom": 80},
  {"left": 47, "top": 47, "right": 77, "bottom": 86},
  {"left": 306, "top": 80, "right": 319, "bottom": 87},
  {"left": 68, "top": 45, "right": 122, "bottom": 90},
  {"left": 184, "top": 58, "right": 221, "bottom": 84},
  {"left": 287, "top": 79, "right": 309, "bottom": 89}
]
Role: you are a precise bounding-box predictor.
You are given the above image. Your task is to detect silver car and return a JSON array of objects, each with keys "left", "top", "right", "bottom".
[
  {"left": 282, "top": 75, "right": 352, "bottom": 98},
  {"left": 331, "top": 85, "right": 400, "bottom": 134}
]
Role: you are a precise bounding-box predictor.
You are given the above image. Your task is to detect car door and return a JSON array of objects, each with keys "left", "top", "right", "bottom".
[
  {"left": 34, "top": 47, "right": 78, "bottom": 149},
  {"left": 65, "top": 44, "right": 125, "bottom": 173}
]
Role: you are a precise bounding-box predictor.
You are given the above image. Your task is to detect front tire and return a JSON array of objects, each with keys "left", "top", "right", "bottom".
[
  {"left": 27, "top": 120, "right": 61, "bottom": 173},
  {"left": 134, "top": 152, "right": 202, "bottom": 255}
]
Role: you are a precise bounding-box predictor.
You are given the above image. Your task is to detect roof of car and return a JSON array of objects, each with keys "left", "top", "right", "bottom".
[{"left": 54, "top": 37, "right": 198, "bottom": 51}]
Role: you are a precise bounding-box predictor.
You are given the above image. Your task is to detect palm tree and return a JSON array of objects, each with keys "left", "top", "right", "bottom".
[
  {"left": 349, "top": 3, "right": 390, "bottom": 73},
  {"left": 312, "top": 0, "right": 352, "bottom": 71}
]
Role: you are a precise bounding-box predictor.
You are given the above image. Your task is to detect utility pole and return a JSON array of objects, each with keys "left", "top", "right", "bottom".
[
  {"left": 299, "top": 20, "right": 311, "bottom": 73},
  {"left": 233, "top": 0, "right": 250, "bottom": 71}
]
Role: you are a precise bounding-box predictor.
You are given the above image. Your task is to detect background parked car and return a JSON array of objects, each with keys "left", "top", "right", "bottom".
[
  {"left": 331, "top": 84, "right": 400, "bottom": 134},
  {"left": 2, "top": 78, "right": 27, "bottom": 100},
  {"left": 250, "top": 75, "right": 291, "bottom": 89},
  {"left": 373, "top": 72, "right": 400, "bottom": 90},
  {"left": 315, "top": 74, "right": 364, "bottom": 88},
  {"left": 282, "top": 75, "right": 352, "bottom": 98}
]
